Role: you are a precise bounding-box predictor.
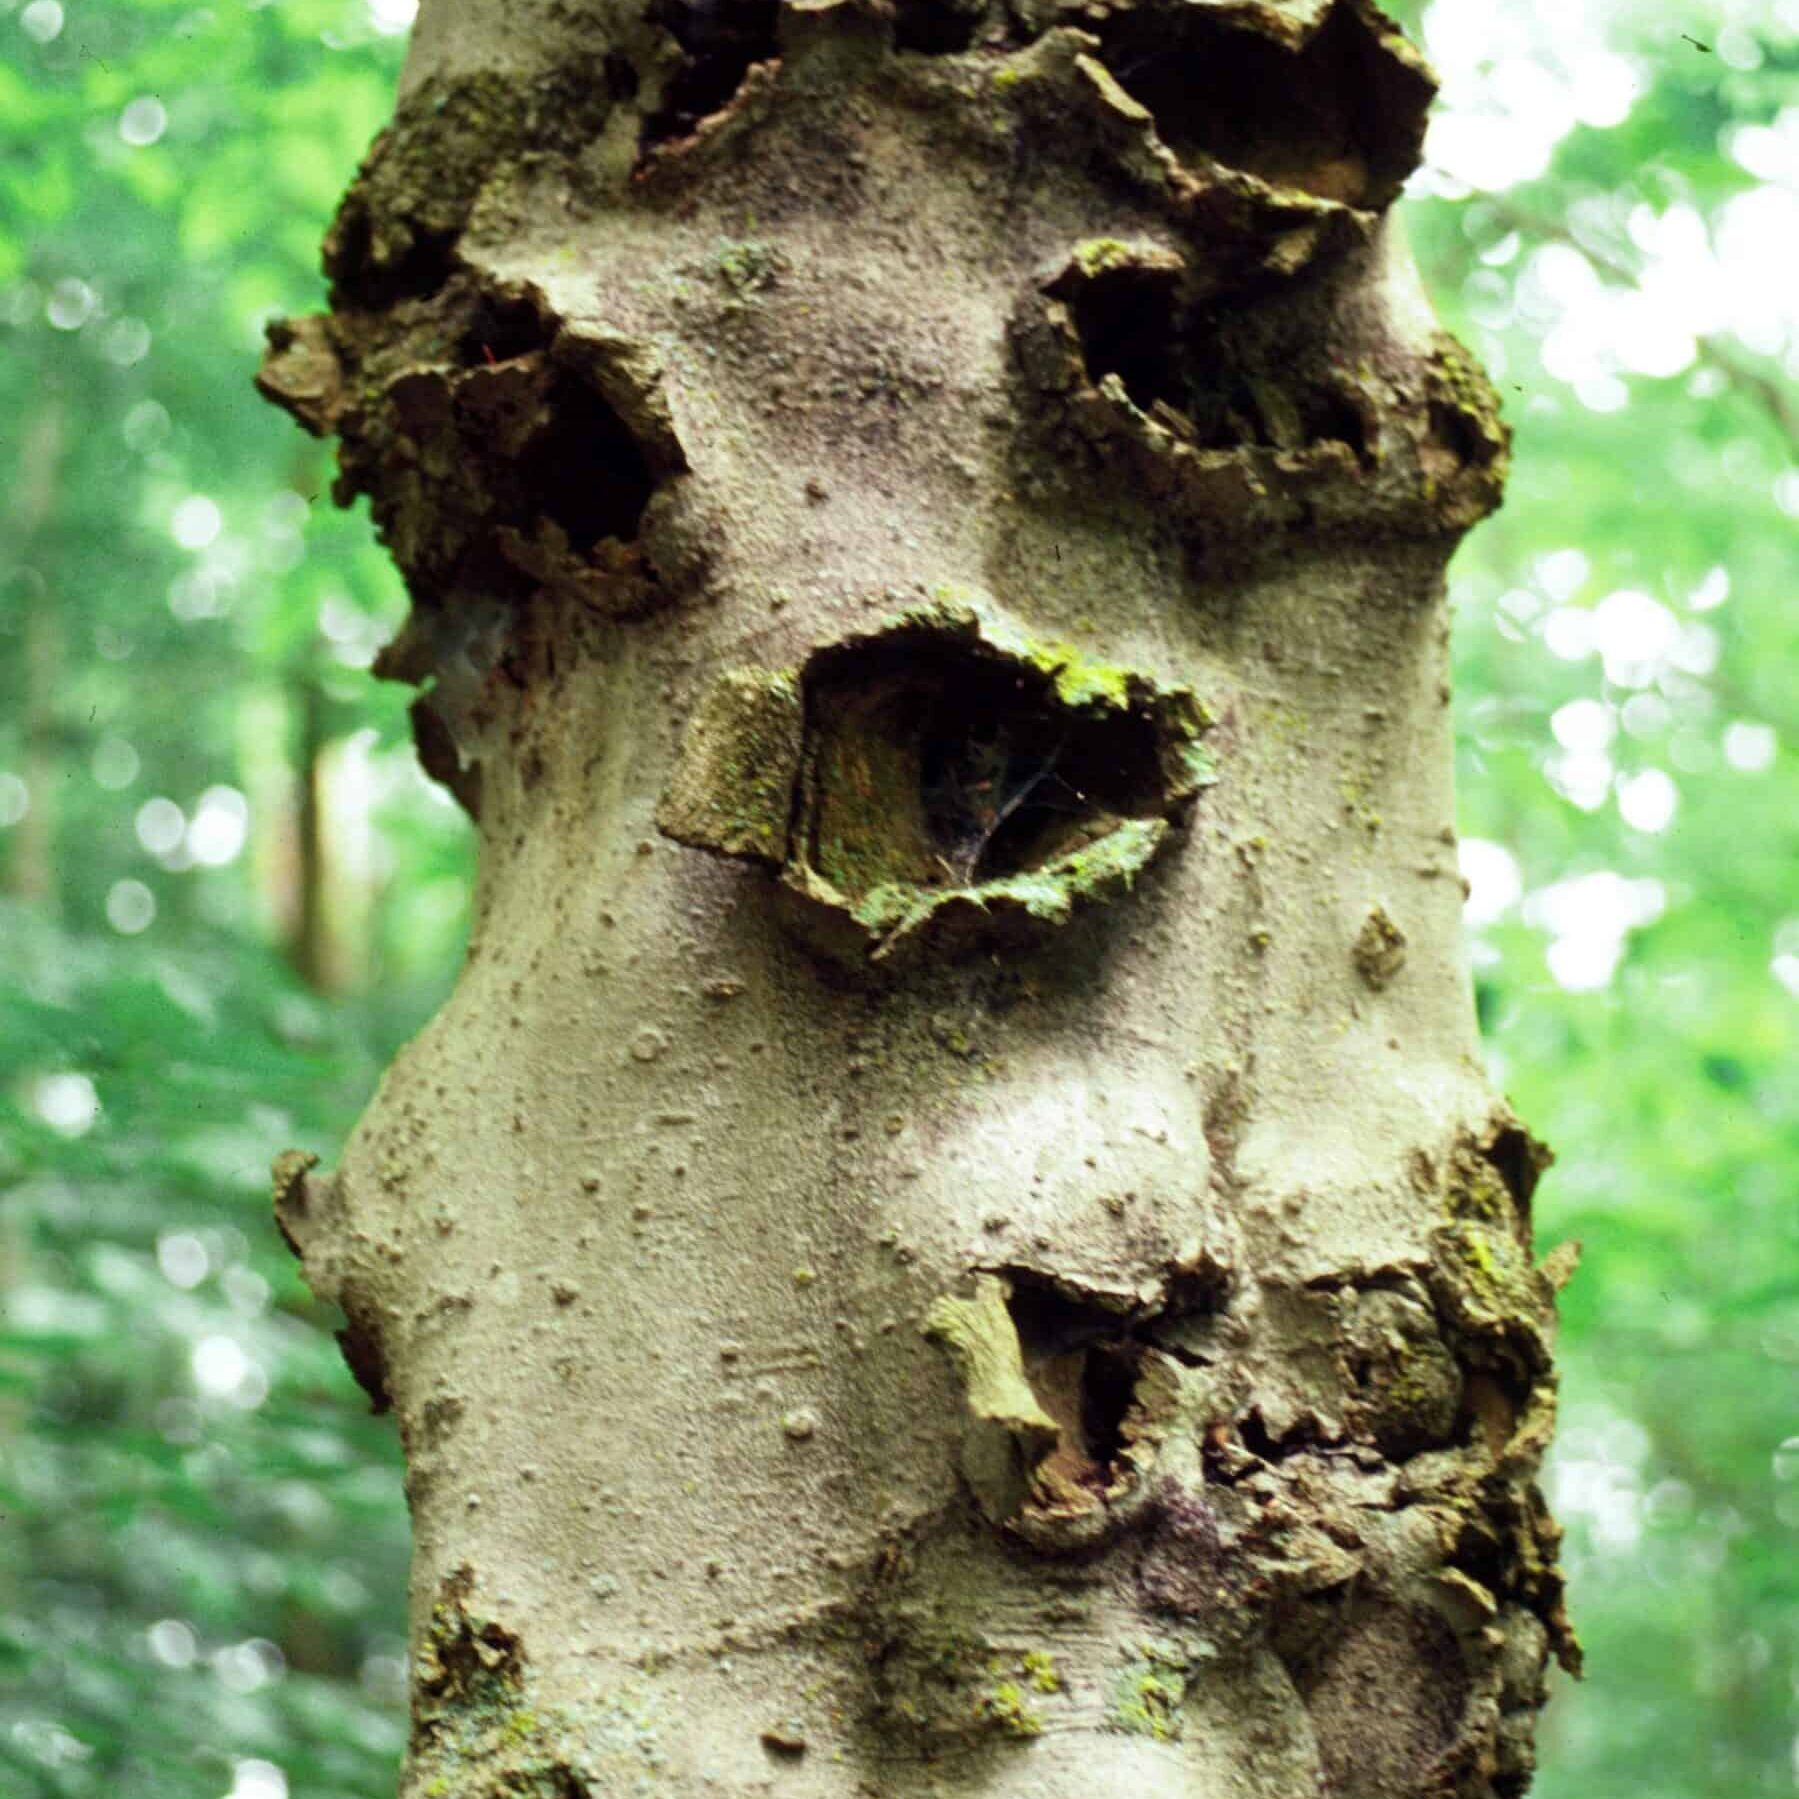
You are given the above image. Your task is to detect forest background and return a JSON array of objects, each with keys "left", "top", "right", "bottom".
[{"left": 0, "top": 0, "right": 1794, "bottom": 1795}]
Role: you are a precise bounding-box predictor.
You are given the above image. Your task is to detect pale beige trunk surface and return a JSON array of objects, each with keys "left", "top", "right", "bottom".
[{"left": 261, "top": 2, "right": 1575, "bottom": 1793}]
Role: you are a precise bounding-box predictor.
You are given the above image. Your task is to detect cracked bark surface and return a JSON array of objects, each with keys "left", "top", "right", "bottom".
[{"left": 260, "top": 1, "right": 1575, "bottom": 1792}]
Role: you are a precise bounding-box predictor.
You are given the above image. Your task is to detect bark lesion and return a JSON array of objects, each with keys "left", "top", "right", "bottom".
[
  {"left": 799, "top": 630, "right": 1173, "bottom": 891},
  {"left": 260, "top": 276, "right": 692, "bottom": 819},
  {"left": 1102, "top": 1118, "right": 1575, "bottom": 1794},
  {"left": 924, "top": 1252, "right": 1229, "bottom": 1551},
  {"left": 1016, "top": 239, "right": 1510, "bottom": 542},
  {"left": 405, "top": 1570, "right": 608, "bottom": 1799},
  {"left": 264, "top": 280, "right": 671, "bottom": 601},
  {"left": 997, "top": 1273, "right": 1177, "bottom": 1534},
  {"left": 1137, "top": 1376, "right": 1566, "bottom": 1798},
  {"left": 1046, "top": 239, "right": 1376, "bottom": 458},
  {"left": 640, "top": 0, "right": 781, "bottom": 146},
  {"left": 321, "top": 69, "right": 618, "bottom": 314},
  {"left": 1082, "top": 0, "right": 1435, "bottom": 212},
  {"left": 658, "top": 601, "right": 1215, "bottom": 965}
]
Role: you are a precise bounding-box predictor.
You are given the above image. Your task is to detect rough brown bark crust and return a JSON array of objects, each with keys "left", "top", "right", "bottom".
[{"left": 262, "top": 1, "right": 1573, "bottom": 1793}]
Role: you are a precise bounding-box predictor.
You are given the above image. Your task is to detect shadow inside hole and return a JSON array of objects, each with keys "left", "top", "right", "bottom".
[
  {"left": 327, "top": 211, "right": 459, "bottom": 311},
  {"left": 513, "top": 372, "right": 655, "bottom": 552},
  {"left": 459, "top": 294, "right": 548, "bottom": 366},
  {"left": 642, "top": 0, "right": 780, "bottom": 144},
  {"left": 1060, "top": 270, "right": 1372, "bottom": 463},
  {"left": 1482, "top": 1124, "right": 1544, "bottom": 1207},
  {"left": 1006, "top": 1277, "right": 1145, "bottom": 1489},
  {"left": 893, "top": 0, "right": 986, "bottom": 54},
  {"left": 1097, "top": 5, "right": 1420, "bottom": 206},
  {"left": 800, "top": 636, "right": 1166, "bottom": 897},
  {"left": 1428, "top": 395, "right": 1501, "bottom": 470},
  {"left": 1064, "top": 264, "right": 1185, "bottom": 414}
]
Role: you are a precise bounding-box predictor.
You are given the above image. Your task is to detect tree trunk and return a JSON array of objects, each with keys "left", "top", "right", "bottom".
[
  {"left": 289, "top": 669, "right": 336, "bottom": 991},
  {"left": 261, "top": 3, "right": 1576, "bottom": 1794},
  {"left": 9, "top": 395, "right": 63, "bottom": 913}
]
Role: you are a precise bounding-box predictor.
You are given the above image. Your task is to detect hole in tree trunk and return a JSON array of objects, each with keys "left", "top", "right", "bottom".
[
  {"left": 514, "top": 373, "right": 657, "bottom": 554},
  {"left": 1079, "top": 1344, "right": 1142, "bottom": 1472},
  {"left": 1004, "top": 1276, "right": 1148, "bottom": 1493},
  {"left": 657, "top": 606, "right": 1215, "bottom": 963},
  {"left": 1094, "top": 3, "right": 1431, "bottom": 209},
  {"left": 604, "top": 51, "right": 641, "bottom": 100},
  {"left": 893, "top": 0, "right": 988, "bottom": 54},
  {"left": 1482, "top": 1122, "right": 1549, "bottom": 1208},
  {"left": 1047, "top": 254, "right": 1374, "bottom": 464},
  {"left": 1061, "top": 263, "right": 1184, "bottom": 414},
  {"left": 642, "top": 0, "right": 780, "bottom": 145},
  {"left": 800, "top": 630, "right": 1168, "bottom": 897},
  {"left": 460, "top": 294, "right": 550, "bottom": 366}
]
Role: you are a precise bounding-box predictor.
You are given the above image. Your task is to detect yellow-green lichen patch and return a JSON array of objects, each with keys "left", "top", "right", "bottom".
[
  {"left": 406, "top": 1569, "right": 608, "bottom": 1797},
  {"left": 869, "top": 1613, "right": 1070, "bottom": 1748},
  {"left": 711, "top": 236, "right": 780, "bottom": 298},
  {"left": 1430, "top": 1219, "right": 1552, "bottom": 1371},
  {"left": 1439, "top": 1115, "right": 1554, "bottom": 1237},
  {"left": 870, "top": 1618, "right": 989, "bottom": 1741},
  {"left": 1026, "top": 638, "right": 1135, "bottom": 710},
  {"left": 406, "top": 1574, "right": 665, "bottom": 1799},
  {"left": 416, "top": 1567, "right": 526, "bottom": 1720},
  {"left": 1108, "top": 1639, "right": 1202, "bottom": 1742},
  {"left": 978, "top": 1680, "right": 1043, "bottom": 1737},
  {"left": 849, "top": 816, "right": 1170, "bottom": 948},
  {"left": 1430, "top": 1238, "right": 1555, "bottom": 1413},
  {"left": 656, "top": 668, "right": 804, "bottom": 865},
  {"left": 1064, "top": 236, "right": 1184, "bottom": 286},
  {"left": 1428, "top": 333, "right": 1508, "bottom": 457}
]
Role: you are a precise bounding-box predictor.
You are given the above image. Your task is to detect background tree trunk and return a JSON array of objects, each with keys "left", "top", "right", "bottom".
[
  {"left": 262, "top": 2, "right": 1576, "bottom": 1793},
  {"left": 9, "top": 394, "right": 63, "bottom": 913},
  {"left": 288, "top": 669, "right": 336, "bottom": 991}
]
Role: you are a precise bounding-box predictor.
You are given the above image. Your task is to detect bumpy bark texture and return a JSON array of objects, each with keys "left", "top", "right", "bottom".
[{"left": 261, "top": 1, "right": 1576, "bottom": 1793}]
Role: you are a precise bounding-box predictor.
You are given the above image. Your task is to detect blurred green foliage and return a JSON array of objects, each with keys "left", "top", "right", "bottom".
[
  {"left": 1, "top": 5, "right": 466, "bottom": 1796},
  {"left": 1397, "top": 7, "right": 1799, "bottom": 1794},
  {"left": 0, "top": 2, "right": 1794, "bottom": 1797}
]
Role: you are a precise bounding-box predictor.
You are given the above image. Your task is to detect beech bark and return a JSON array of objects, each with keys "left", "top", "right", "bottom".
[{"left": 261, "top": 2, "right": 1577, "bottom": 1793}]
